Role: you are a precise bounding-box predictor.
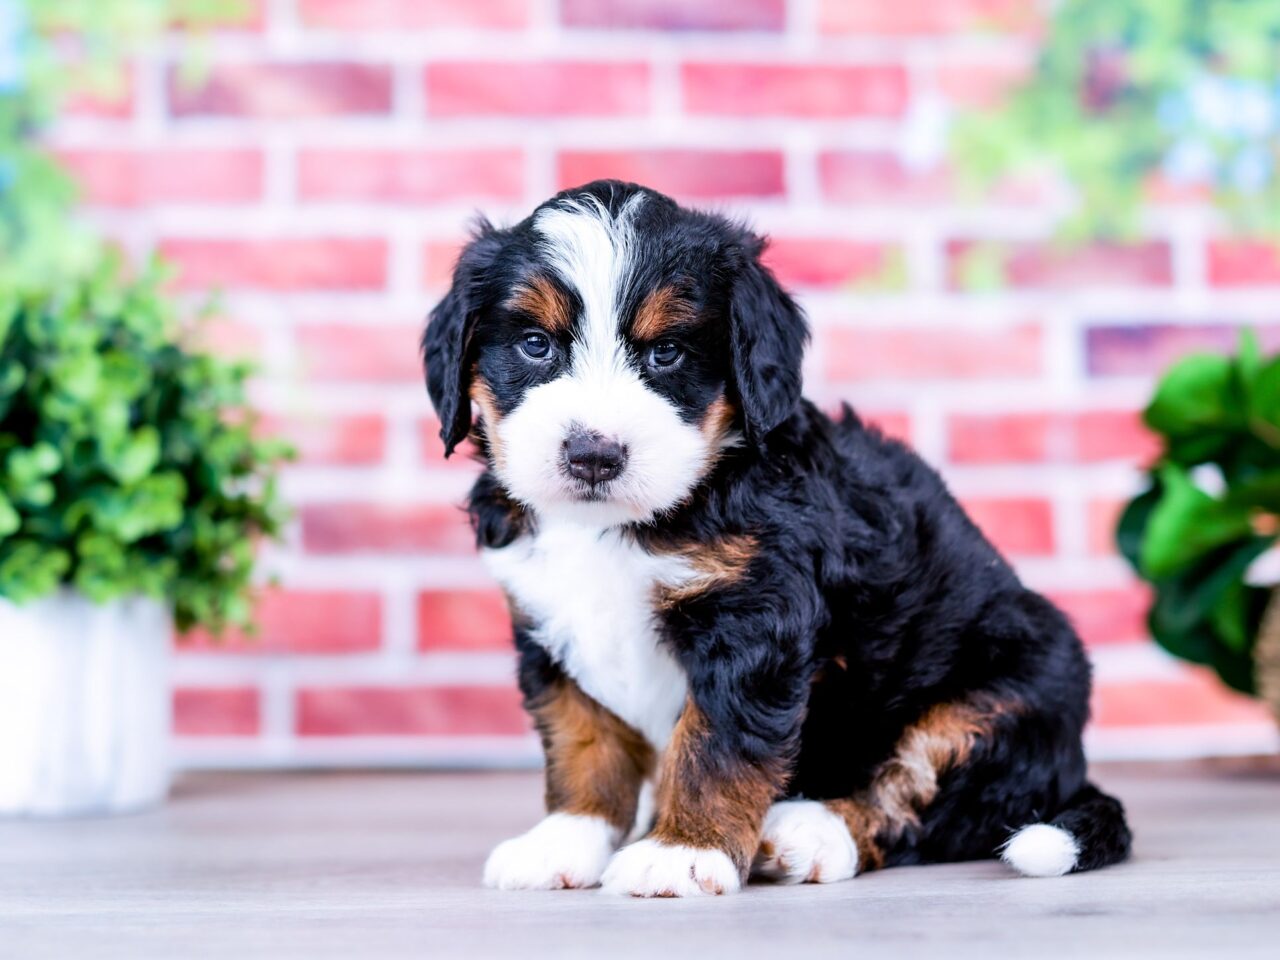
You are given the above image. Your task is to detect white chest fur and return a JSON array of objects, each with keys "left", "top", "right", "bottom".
[{"left": 482, "top": 522, "right": 691, "bottom": 749}]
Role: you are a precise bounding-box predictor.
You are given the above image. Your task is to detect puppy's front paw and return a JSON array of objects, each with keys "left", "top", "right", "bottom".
[
  {"left": 752, "top": 800, "right": 858, "bottom": 884},
  {"left": 483, "top": 813, "right": 617, "bottom": 890},
  {"left": 600, "top": 838, "right": 740, "bottom": 897}
]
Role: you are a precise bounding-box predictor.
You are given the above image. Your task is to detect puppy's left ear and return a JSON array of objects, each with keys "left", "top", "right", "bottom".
[
  {"left": 422, "top": 221, "right": 504, "bottom": 456},
  {"left": 728, "top": 233, "right": 809, "bottom": 448}
]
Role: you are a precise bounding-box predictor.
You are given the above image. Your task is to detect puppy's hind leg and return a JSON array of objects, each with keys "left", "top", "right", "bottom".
[{"left": 757, "top": 696, "right": 1014, "bottom": 881}]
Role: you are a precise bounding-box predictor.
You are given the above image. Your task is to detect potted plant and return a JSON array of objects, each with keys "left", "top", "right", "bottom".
[
  {"left": 0, "top": 0, "right": 270, "bottom": 817},
  {"left": 1118, "top": 332, "right": 1280, "bottom": 724},
  {"left": 0, "top": 256, "right": 288, "bottom": 815}
]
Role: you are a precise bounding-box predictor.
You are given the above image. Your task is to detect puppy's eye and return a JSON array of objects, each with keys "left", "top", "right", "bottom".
[
  {"left": 519, "top": 331, "right": 552, "bottom": 360},
  {"left": 648, "top": 340, "right": 683, "bottom": 369}
]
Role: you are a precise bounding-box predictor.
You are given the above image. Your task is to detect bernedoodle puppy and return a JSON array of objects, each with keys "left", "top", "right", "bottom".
[{"left": 422, "top": 180, "right": 1131, "bottom": 897}]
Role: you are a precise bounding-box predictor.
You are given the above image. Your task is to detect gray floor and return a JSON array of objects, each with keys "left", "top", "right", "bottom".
[{"left": 3, "top": 759, "right": 1279, "bottom": 959}]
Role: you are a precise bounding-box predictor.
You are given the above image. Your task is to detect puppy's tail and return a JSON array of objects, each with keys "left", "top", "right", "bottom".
[{"left": 999, "top": 782, "right": 1132, "bottom": 877}]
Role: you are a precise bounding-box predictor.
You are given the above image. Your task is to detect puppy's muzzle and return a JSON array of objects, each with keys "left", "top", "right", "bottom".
[{"left": 563, "top": 429, "right": 627, "bottom": 487}]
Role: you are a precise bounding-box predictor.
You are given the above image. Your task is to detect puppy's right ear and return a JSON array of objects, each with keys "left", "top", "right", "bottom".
[{"left": 422, "top": 221, "right": 504, "bottom": 457}]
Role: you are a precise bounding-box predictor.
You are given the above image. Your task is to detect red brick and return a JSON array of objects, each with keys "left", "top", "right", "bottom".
[
  {"left": 427, "top": 62, "right": 650, "bottom": 117},
  {"left": 181, "top": 590, "right": 382, "bottom": 654},
  {"left": 297, "top": 149, "right": 524, "bottom": 203},
  {"left": 562, "top": 0, "right": 784, "bottom": 30},
  {"left": 418, "top": 589, "right": 512, "bottom": 651},
  {"left": 159, "top": 239, "right": 387, "bottom": 292},
  {"left": 423, "top": 240, "right": 465, "bottom": 290},
  {"left": 948, "top": 240, "right": 1173, "bottom": 290},
  {"left": 173, "top": 687, "right": 260, "bottom": 737},
  {"left": 299, "top": 0, "right": 529, "bottom": 29},
  {"left": 1074, "top": 410, "right": 1160, "bottom": 463},
  {"left": 818, "top": 0, "right": 1039, "bottom": 35},
  {"left": 818, "top": 151, "right": 949, "bottom": 204},
  {"left": 1048, "top": 584, "right": 1152, "bottom": 648},
  {"left": 169, "top": 63, "right": 392, "bottom": 118},
  {"left": 301, "top": 503, "right": 474, "bottom": 554},
  {"left": 960, "top": 497, "right": 1054, "bottom": 556},
  {"left": 682, "top": 63, "right": 908, "bottom": 118},
  {"left": 825, "top": 324, "right": 1042, "bottom": 381},
  {"left": 296, "top": 684, "right": 528, "bottom": 735},
  {"left": 1092, "top": 670, "right": 1272, "bottom": 727},
  {"left": 949, "top": 412, "right": 1052, "bottom": 463},
  {"left": 933, "top": 59, "right": 1036, "bottom": 108},
  {"left": 296, "top": 324, "right": 421, "bottom": 382},
  {"left": 947, "top": 410, "right": 1157, "bottom": 464},
  {"left": 1087, "top": 498, "right": 1125, "bottom": 557},
  {"left": 58, "top": 149, "right": 263, "bottom": 207},
  {"left": 1207, "top": 240, "right": 1280, "bottom": 287},
  {"left": 1084, "top": 324, "right": 1280, "bottom": 378},
  {"left": 557, "top": 150, "right": 784, "bottom": 200},
  {"left": 262, "top": 414, "right": 386, "bottom": 465},
  {"left": 862, "top": 411, "right": 913, "bottom": 444},
  {"left": 762, "top": 239, "right": 895, "bottom": 288},
  {"left": 421, "top": 419, "right": 484, "bottom": 468}
]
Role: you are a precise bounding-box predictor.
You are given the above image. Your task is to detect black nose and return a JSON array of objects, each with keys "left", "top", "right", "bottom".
[{"left": 563, "top": 431, "right": 627, "bottom": 486}]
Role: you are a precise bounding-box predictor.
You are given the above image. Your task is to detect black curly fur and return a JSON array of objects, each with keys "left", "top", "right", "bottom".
[{"left": 423, "top": 180, "right": 1131, "bottom": 874}]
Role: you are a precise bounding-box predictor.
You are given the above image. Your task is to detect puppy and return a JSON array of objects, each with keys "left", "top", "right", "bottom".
[{"left": 423, "top": 180, "right": 1131, "bottom": 897}]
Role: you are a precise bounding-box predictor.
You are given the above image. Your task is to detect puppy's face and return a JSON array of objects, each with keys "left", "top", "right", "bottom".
[{"left": 425, "top": 181, "right": 807, "bottom": 528}]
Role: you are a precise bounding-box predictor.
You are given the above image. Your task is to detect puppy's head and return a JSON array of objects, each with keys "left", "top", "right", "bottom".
[{"left": 424, "top": 180, "right": 807, "bottom": 527}]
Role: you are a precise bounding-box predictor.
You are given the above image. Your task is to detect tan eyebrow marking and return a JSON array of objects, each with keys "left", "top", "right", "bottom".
[
  {"left": 633, "top": 285, "right": 697, "bottom": 341},
  {"left": 507, "top": 275, "right": 572, "bottom": 334}
]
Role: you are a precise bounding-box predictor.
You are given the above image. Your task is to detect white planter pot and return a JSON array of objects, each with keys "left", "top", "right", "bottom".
[{"left": 0, "top": 590, "right": 171, "bottom": 817}]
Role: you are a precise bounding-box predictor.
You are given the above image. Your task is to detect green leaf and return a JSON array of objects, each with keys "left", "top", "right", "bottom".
[
  {"left": 1209, "top": 580, "right": 1252, "bottom": 652},
  {"left": 1248, "top": 357, "right": 1280, "bottom": 446},
  {"left": 7, "top": 442, "right": 62, "bottom": 483},
  {"left": 1140, "top": 466, "right": 1254, "bottom": 577},
  {"left": 1209, "top": 641, "right": 1258, "bottom": 696},
  {"left": 1144, "top": 354, "right": 1237, "bottom": 438},
  {"left": 0, "top": 493, "right": 20, "bottom": 538},
  {"left": 1238, "top": 328, "right": 1262, "bottom": 385},
  {"left": 0, "top": 359, "right": 24, "bottom": 397},
  {"left": 1225, "top": 470, "right": 1280, "bottom": 513},
  {"left": 1147, "top": 538, "right": 1271, "bottom": 641},
  {"left": 1116, "top": 485, "right": 1159, "bottom": 569},
  {"left": 49, "top": 352, "right": 103, "bottom": 402},
  {"left": 101, "top": 427, "right": 161, "bottom": 486}
]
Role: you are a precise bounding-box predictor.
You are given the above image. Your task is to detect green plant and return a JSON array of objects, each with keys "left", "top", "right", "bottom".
[
  {"left": 955, "top": 0, "right": 1280, "bottom": 242},
  {"left": 0, "top": 0, "right": 283, "bottom": 634},
  {"left": 0, "top": 255, "right": 290, "bottom": 632},
  {"left": 1118, "top": 331, "right": 1280, "bottom": 694}
]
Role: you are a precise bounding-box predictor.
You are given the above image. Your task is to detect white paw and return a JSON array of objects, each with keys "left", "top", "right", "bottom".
[
  {"left": 752, "top": 800, "right": 859, "bottom": 884},
  {"left": 482, "top": 813, "right": 619, "bottom": 890},
  {"left": 600, "top": 838, "right": 741, "bottom": 897},
  {"left": 1000, "top": 823, "right": 1079, "bottom": 878}
]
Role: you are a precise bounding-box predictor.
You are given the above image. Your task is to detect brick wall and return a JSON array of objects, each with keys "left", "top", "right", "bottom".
[{"left": 51, "top": 0, "right": 1279, "bottom": 767}]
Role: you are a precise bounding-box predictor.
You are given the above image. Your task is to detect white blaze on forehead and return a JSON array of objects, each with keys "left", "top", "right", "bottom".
[
  {"left": 495, "top": 190, "right": 711, "bottom": 526},
  {"left": 532, "top": 193, "right": 644, "bottom": 378}
]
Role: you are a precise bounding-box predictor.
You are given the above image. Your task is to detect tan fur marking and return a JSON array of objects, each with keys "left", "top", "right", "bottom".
[
  {"left": 528, "top": 677, "right": 655, "bottom": 834},
  {"left": 468, "top": 373, "right": 506, "bottom": 470},
  {"left": 633, "top": 285, "right": 696, "bottom": 341},
  {"left": 655, "top": 534, "right": 757, "bottom": 609},
  {"left": 700, "top": 394, "right": 738, "bottom": 448},
  {"left": 508, "top": 275, "right": 572, "bottom": 334},
  {"left": 825, "top": 697, "right": 1011, "bottom": 872},
  {"left": 651, "top": 702, "right": 785, "bottom": 875}
]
